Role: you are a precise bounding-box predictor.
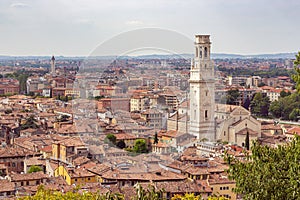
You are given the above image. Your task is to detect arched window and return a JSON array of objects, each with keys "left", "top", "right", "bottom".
[
  {"left": 205, "top": 110, "right": 208, "bottom": 119},
  {"left": 204, "top": 47, "right": 208, "bottom": 58},
  {"left": 200, "top": 51, "right": 202, "bottom": 58}
]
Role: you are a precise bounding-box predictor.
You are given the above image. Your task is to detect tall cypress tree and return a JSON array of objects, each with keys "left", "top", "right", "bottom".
[
  {"left": 153, "top": 132, "right": 159, "bottom": 144},
  {"left": 245, "top": 129, "right": 250, "bottom": 150}
]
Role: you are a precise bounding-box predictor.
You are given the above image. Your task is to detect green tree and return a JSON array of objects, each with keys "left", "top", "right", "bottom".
[
  {"left": 292, "top": 51, "right": 300, "bottom": 92},
  {"left": 153, "top": 132, "right": 159, "bottom": 144},
  {"left": 280, "top": 90, "right": 291, "bottom": 98},
  {"left": 250, "top": 93, "right": 270, "bottom": 117},
  {"left": 242, "top": 96, "right": 251, "bottom": 110},
  {"left": 105, "top": 134, "right": 117, "bottom": 145},
  {"left": 269, "top": 100, "right": 282, "bottom": 118},
  {"left": 245, "top": 129, "right": 250, "bottom": 150},
  {"left": 116, "top": 140, "right": 126, "bottom": 149},
  {"left": 225, "top": 136, "right": 300, "bottom": 200},
  {"left": 171, "top": 193, "right": 202, "bottom": 200},
  {"left": 18, "top": 185, "right": 124, "bottom": 200},
  {"left": 225, "top": 89, "right": 240, "bottom": 105},
  {"left": 133, "top": 139, "right": 148, "bottom": 153},
  {"left": 21, "top": 115, "right": 39, "bottom": 130},
  {"left": 289, "top": 108, "right": 300, "bottom": 121},
  {"left": 207, "top": 197, "right": 229, "bottom": 200},
  {"left": 133, "top": 184, "right": 163, "bottom": 200},
  {"left": 269, "top": 93, "right": 300, "bottom": 120},
  {"left": 28, "top": 165, "right": 43, "bottom": 173}
]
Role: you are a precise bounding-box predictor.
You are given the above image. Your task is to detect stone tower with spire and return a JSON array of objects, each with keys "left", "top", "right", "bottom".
[{"left": 50, "top": 55, "right": 56, "bottom": 75}]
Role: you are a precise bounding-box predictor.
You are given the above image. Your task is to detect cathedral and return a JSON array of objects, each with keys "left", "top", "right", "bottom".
[{"left": 167, "top": 35, "right": 261, "bottom": 147}]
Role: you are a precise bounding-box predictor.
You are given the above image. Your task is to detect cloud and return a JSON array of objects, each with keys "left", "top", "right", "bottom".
[
  {"left": 125, "top": 20, "right": 144, "bottom": 26},
  {"left": 10, "top": 3, "right": 29, "bottom": 8},
  {"left": 75, "top": 19, "right": 94, "bottom": 25}
]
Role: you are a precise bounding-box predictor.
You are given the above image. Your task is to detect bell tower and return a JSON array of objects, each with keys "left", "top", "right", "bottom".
[
  {"left": 50, "top": 55, "right": 56, "bottom": 75},
  {"left": 189, "top": 35, "right": 215, "bottom": 141}
]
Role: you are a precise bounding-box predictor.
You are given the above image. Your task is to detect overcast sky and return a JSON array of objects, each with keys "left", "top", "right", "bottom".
[{"left": 0, "top": 0, "right": 299, "bottom": 56}]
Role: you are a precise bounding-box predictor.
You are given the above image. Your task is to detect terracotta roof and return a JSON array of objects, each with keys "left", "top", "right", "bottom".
[
  {"left": 9, "top": 171, "right": 48, "bottom": 182},
  {"left": 102, "top": 169, "right": 186, "bottom": 182},
  {"left": 261, "top": 124, "right": 282, "bottom": 130},
  {"left": 208, "top": 173, "right": 235, "bottom": 185},
  {"left": 114, "top": 133, "right": 137, "bottom": 140},
  {"left": 87, "top": 163, "right": 111, "bottom": 175},
  {"left": 140, "top": 180, "right": 212, "bottom": 193},
  {"left": 0, "top": 180, "right": 15, "bottom": 193},
  {"left": 67, "top": 167, "right": 95, "bottom": 178},
  {"left": 40, "top": 145, "right": 52, "bottom": 153},
  {"left": 72, "top": 156, "right": 91, "bottom": 166},
  {"left": 24, "top": 157, "right": 46, "bottom": 166},
  {"left": 158, "top": 130, "right": 177, "bottom": 138},
  {"left": 54, "top": 137, "right": 85, "bottom": 147},
  {"left": 286, "top": 126, "right": 300, "bottom": 135},
  {"left": 0, "top": 147, "right": 38, "bottom": 158},
  {"left": 236, "top": 128, "right": 258, "bottom": 136}
]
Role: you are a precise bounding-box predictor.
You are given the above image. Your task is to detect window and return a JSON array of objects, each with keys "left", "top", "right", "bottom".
[
  {"left": 200, "top": 50, "right": 202, "bottom": 58},
  {"left": 12, "top": 163, "right": 16, "bottom": 167},
  {"left": 224, "top": 131, "right": 226, "bottom": 136},
  {"left": 26, "top": 181, "right": 29, "bottom": 186},
  {"left": 204, "top": 47, "right": 208, "bottom": 57},
  {"left": 205, "top": 90, "right": 208, "bottom": 96},
  {"left": 205, "top": 110, "right": 208, "bottom": 119},
  {"left": 75, "top": 178, "right": 77, "bottom": 182}
]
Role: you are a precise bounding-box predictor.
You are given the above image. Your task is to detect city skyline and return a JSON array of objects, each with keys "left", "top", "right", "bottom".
[{"left": 0, "top": 0, "right": 299, "bottom": 56}]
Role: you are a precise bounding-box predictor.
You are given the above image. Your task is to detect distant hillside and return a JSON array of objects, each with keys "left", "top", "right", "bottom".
[
  {"left": 0, "top": 52, "right": 297, "bottom": 60},
  {"left": 134, "top": 53, "right": 298, "bottom": 59},
  {"left": 212, "top": 52, "right": 297, "bottom": 59}
]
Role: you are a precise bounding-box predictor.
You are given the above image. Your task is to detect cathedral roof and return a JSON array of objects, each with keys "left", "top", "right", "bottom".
[{"left": 236, "top": 128, "right": 258, "bottom": 136}]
